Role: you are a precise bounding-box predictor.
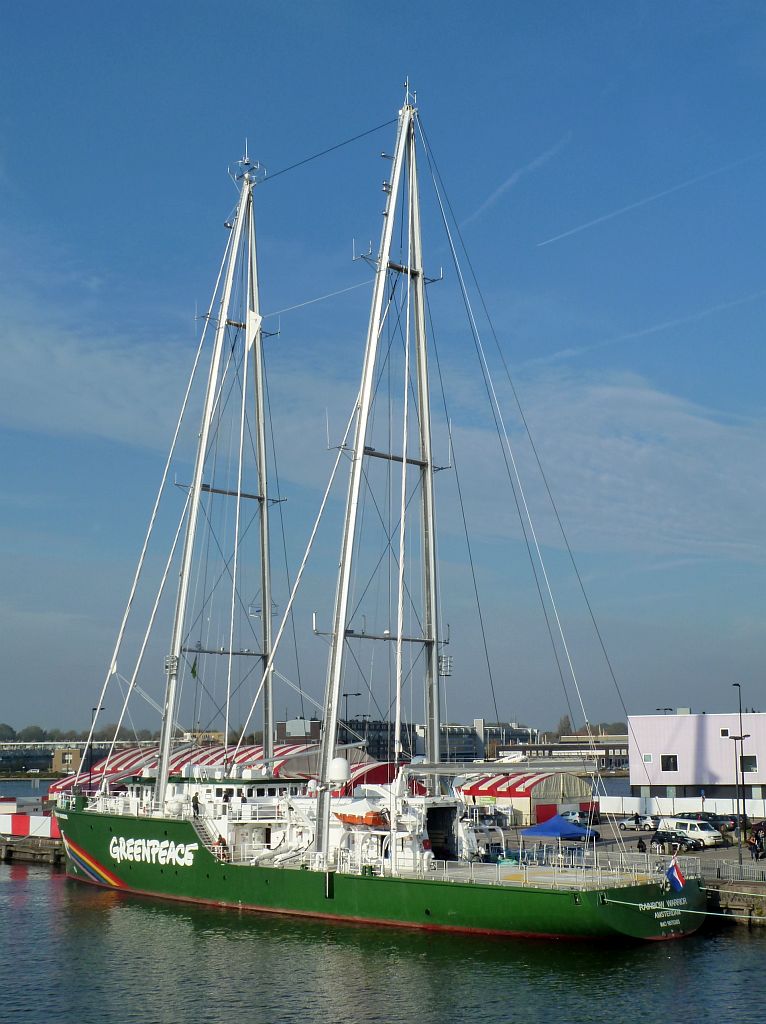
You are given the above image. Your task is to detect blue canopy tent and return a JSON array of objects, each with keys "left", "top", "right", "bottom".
[
  {"left": 521, "top": 814, "right": 599, "bottom": 842},
  {"left": 502, "top": 814, "right": 601, "bottom": 868}
]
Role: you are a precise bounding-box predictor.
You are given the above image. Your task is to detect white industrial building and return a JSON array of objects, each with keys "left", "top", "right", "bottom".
[{"left": 628, "top": 710, "right": 766, "bottom": 804}]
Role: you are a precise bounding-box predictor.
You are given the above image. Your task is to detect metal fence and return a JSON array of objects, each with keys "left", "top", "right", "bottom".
[{"left": 709, "top": 860, "right": 766, "bottom": 883}]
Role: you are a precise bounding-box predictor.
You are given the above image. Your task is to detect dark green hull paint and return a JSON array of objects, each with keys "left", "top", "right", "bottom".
[{"left": 56, "top": 808, "right": 706, "bottom": 941}]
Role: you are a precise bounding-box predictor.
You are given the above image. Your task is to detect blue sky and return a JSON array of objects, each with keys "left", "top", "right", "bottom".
[{"left": 1, "top": 3, "right": 764, "bottom": 733}]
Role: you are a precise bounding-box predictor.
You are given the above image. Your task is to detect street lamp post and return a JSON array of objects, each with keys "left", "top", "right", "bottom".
[
  {"left": 730, "top": 733, "right": 751, "bottom": 867},
  {"left": 88, "top": 705, "right": 105, "bottom": 794},
  {"left": 733, "top": 683, "right": 746, "bottom": 831},
  {"left": 342, "top": 691, "right": 361, "bottom": 724}
]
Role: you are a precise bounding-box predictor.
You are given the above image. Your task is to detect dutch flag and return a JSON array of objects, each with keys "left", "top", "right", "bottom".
[{"left": 666, "top": 855, "right": 686, "bottom": 892}]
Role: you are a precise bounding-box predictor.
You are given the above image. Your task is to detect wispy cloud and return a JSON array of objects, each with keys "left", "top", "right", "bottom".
[
  {"left": 462, "top": 132, "right": 573, "bottom": 227},
  {"left": 4, "top": 292, "right": 764, "bottom": 566},
  {"left": 504, "top": 369, "right": 766, "bottom": 563},
  {"left": 524, "top": 286, "right": 766, "bottom": 367},
  {"left": 537, "top": 152, "right": 764, "bottom": 247}
]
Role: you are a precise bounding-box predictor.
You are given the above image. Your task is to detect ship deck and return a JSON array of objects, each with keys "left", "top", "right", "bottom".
[{"left": 344, "top": 854, "right": 698, "bottom": 892}]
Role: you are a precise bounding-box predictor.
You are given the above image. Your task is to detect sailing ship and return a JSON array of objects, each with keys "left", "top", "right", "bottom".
[{"left": 54, "top": 96, "right": 707, "bottom": 940}]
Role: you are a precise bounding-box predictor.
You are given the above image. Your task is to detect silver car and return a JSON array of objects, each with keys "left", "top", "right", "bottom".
[{"left": 618, "top": 815, "right": 656, "bottom": 832}]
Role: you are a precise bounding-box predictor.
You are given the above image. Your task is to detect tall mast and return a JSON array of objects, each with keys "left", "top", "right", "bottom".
[
  {"left": 247, "top": 179, "right": 274, "bottom": 762},
  {"left": 408, "top": 120, "right": 441, "bottom": 767},
  {"left": 315, "top": 98, "right": 440, "bottom": 861},
  {"left": 154, "top": 162, "right": 269, "bottom": 802}
]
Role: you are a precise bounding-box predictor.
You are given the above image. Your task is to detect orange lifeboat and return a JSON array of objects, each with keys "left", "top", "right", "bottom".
[{"left": 334, "top": 809, "right": 389, "bottom": 829}]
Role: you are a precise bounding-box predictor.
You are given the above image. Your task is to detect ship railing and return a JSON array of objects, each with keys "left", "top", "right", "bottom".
[
  {"left": 139, "top": 799, "right": 166, "bottom": 816},
  {"left": 503, "top": 844, "right": 700, "bottom": 879},
  {"left": 590, "top": 849, "right": 700, "bottom": 881},
  {"left": 404, "top": 851, "right": 701, "bottom": 890},
  {"left": 226, "top": 799, "right": 284, "bottom": 823},
  {"left": 236, "top": 841, "right": 274, "bottom": 863},
  {"left": 211, "top": 842, "right": 230, "bottom": 863},
  {"left": 336, "top": 848, "right": 387, "bottom": 876},
  {"left": 194, "top": 814, "right": 220, "bottom": 850},
  {"left": 382, "top": 857, "right": 585, "bottom": 889},
  {"left": 85, "top": 794, "right": 138, "bottom": 816}
]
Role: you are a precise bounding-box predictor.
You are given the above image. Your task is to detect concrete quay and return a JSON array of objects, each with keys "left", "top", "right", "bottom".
[
  {"left": 1, "top": 836, "right": 64, "bottom": 867},
  {"left": 701, "top": 845, "right": 766, "bottom": 928}
]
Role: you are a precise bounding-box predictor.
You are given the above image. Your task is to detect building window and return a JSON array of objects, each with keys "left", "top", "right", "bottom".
[
  {"left": 741, "top": 755, "right": 758, "bottom": 774},
  {"left": 643, "top": 753, "right": 653, "bottom": 763},
  {"left": 661, "top": 754, "right": 678, "bottom": 772},
  {"left": 720, "top": 728, "right": 729, "bottom": 737}
]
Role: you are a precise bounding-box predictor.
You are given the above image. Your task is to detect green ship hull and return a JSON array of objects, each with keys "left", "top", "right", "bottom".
[{"left": 55, "top": 806, "right": 706, "bottom": 941}]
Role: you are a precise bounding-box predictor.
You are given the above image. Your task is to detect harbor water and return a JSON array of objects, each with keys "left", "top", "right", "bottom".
[{"left": 1, "top": 859, "right": 763, "bottom": 1024}]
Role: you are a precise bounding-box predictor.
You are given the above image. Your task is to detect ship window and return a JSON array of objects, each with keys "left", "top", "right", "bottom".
[
  {"left": 643, "top": 754, "right": 652, "bottom": 763},
  {"left": 661, "top": 755, "right": 678, "bottom": 772},
  {"left": 720, "top": 728, "right": 729, "bottom": 737},
  {"left": 741, "top": 755, "right": 757, "bottom": 774}
]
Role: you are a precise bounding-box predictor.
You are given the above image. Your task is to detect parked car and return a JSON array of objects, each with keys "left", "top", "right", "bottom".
[
  {"left": 650, "top": 829, "right": 704, "bottom": 853},
  {"left": 561, "top": 810, "right": 599, "bottom": 826},
  {"left": 657, "top": 817, "right": 724, "bottom": 846},
  {"left": 559, "top": 810, "right": 601, "bottom": 840},
  {"left": 676, "top": 810, "right": 735, "bottom": 832},
  {"left": 576, "top": 828, "right": 601, "bottom": 842},
  {"left": 619, "top": 815, "right": 656, "bottom": 832}
]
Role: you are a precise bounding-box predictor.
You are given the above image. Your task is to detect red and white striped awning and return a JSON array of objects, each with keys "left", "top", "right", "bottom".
[
  {"left": 459, "top": 772, "right": 564, "bottom": 798},
  {"left": 48, "top": 741, "right": 321, "bottom": 794}
]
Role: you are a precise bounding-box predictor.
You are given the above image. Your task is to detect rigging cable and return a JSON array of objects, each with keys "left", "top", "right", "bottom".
[
  {"left": 259, "top": 119, "right": 398, "bottom": 185},
  {"left": 92, "top": 228, "right": 235, "bottom": 788},
  {"left": 418, "top": 119, "right": 639, "bottom": 847},
  {"left": 423, "top": 296, "right": 501, "bottom": 727},
  {"left": 263, "top": 358, "right": 306, "bottom": 719},
  {"left": 417, "top": 117, "right": 647, "bottom": 796},
  {"left": 417, "top": 115, "right": 585, "bottom": 743}
]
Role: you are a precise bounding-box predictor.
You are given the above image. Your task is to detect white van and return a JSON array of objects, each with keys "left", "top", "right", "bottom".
[{"left": 658, "top": 817, "right": 724, "bottom": 847}]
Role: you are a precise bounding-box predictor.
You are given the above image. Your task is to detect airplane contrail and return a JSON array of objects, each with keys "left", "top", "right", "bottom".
[
  {"left": 526, "top": 286, "right": 766, "bottom": 367},
  {"left": 462, "top": 132, "right": 573, "bottom": 227},
  {"left": 537, "top": 153, "right": 763, "bottom": 247}
]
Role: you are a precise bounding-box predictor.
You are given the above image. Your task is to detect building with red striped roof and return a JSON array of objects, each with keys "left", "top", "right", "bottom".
[{"left": 459, "top": 770, "right": 595, "bottom": 825}]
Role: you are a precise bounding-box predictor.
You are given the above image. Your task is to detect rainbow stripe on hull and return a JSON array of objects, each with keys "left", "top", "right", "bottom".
[{"left": 61, "top": 834, "right": 127, "bottom": 889}]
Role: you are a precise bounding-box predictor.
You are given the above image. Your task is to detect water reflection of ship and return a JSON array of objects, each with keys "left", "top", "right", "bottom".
[{"left": 60, "top": 876, "right": 695, "bottom": 981}]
